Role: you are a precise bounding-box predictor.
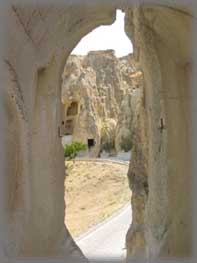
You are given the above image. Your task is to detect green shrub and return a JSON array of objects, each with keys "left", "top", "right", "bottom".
[
  {"left": 101, "top": 140, "right": 115, "bottom": 152},
  {"left": 64, "top": 141, "right": 87, "bottom": 159},
  {"left": 120, "top": 136, "right": 133, "bottom": 152}
]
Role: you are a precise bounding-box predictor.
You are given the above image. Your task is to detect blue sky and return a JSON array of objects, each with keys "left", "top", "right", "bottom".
[{"left": 71, "top": 10, "right": 133, "bottom": 57}]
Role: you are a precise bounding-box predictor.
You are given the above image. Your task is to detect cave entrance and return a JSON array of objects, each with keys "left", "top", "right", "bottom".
[
  {"left": 87, "top": 138, "right": 95, "bottom": 150},
  {"left": 62, "top": 9, "right": 134, "bottom": 261}
]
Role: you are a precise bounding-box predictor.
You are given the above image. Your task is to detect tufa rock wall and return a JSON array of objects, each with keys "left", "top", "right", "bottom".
[
  {"left": 61, "top": 50, "right": 143, "bottom": 156},
  {"left": 2, "top": 3, "right": 116, "bottom": 260},
  {"left": 125, "top": 5, "right": 192, "bottom": 261},
  {"left": 1, "top": 2, "right": 193, "bottom": 262}
]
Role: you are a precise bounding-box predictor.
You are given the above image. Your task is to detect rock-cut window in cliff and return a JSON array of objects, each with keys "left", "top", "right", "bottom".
[{"left": 67, "top": 101, "right": 78, "bottom": 116}]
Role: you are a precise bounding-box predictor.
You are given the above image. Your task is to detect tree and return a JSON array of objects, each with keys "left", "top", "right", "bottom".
[{"left": 64, "top": 141, "right": 87, "bottom": 159}]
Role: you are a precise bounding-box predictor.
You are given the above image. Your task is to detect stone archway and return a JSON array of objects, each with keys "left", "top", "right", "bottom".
[{"left": 1, "top": 2, "right": 193, "bottom": 262}]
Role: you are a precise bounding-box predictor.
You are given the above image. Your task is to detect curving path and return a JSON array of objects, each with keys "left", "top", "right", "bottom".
[
  {"left": 75, "top": 203, "right": 132, "bottom": 262},
  {"left": 72, "top": 154, "right": 132, "bottom": 261}
]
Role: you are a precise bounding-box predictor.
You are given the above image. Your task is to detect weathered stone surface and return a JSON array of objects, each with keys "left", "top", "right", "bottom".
[
  {"left": 125, "top": 5, "right": 192, "bottom": 260},
  {"left": 3, "top": 3, "right": 116, "bottom": 260},
  {"left": 1, "top": 2, "right": 193, "bottom": 262},
  {"left": 115, "top": 71, "right": 143, "bottom": 152},
  {"left": 61, "top": 50, "right": 142, "bottom": 156}
]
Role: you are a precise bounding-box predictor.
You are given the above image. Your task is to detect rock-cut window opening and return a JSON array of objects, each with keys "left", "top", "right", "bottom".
[{"left": 67, "top": 101, "right": 78, "bottom": 116}]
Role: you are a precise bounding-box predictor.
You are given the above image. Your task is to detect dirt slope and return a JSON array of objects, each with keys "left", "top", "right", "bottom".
[{"left": 64, "top": 160, "right": 131, "bottom": 237}]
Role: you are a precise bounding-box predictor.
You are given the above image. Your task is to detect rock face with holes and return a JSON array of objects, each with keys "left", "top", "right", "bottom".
[
  {"left": 61, "top": 50, "right": 143, "bottom": 156},
  {"left": 1, "top": 3, "right": 193, "bottom": 263}
]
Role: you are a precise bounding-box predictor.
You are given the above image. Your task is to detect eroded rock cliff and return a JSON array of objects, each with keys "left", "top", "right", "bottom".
[{"left": 61, "top": 50, "right": 143, "bottom": 156}]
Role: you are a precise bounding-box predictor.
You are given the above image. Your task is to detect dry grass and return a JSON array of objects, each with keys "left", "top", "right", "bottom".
[{"left": 64, "top": 160, "right": 131, "bottom": 237}]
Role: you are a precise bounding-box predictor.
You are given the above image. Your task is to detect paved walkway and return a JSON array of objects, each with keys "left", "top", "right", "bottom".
[{"left": 76, "top": 204, "right": 132, "bottom": 262}]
